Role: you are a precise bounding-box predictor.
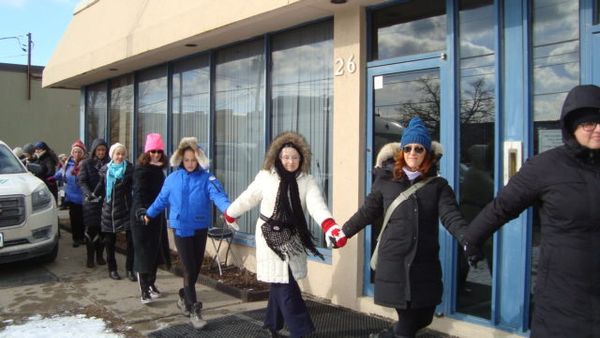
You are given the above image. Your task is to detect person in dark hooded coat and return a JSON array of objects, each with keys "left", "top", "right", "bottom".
[
  {"left": 33, "top": 141, "right": 59, "bottom": 201},
  {"left": 78, "top": 138, "right": 109, "bottom": 268},
  {"left": 463, "top": 84, "right": 600, "bottom": 337},
  {"left": 338, "top": 117, "right": 468, "bottom": 338}
]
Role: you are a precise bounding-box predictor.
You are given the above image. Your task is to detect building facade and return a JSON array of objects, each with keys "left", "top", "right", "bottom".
[
  {"left": 44, "top": 0, "right": 600, "bottom": 336},
  {"left": 0, "top": 63, "right": 79, "bottom": 153}
]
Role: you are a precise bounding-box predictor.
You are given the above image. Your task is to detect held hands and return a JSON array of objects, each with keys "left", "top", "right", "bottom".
[
  {"left": 463, "top": 241, "right": 484, "bottom": 268},
  {"left": 84, "top": 193, "right": 101, "bottom": 203},
  {"left": 223, "top": 211, "right": 240, "bottom": 231},
  {"left": 321, "top": 218, "right": 347, "bottom": 249},
  {"left": 135, "top": 208, "right": 149, "bottom": 225}
]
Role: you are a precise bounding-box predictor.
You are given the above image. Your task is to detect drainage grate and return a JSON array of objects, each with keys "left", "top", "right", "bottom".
[{"left": 149, "top": 300, "right": 458, "bottom": 338}]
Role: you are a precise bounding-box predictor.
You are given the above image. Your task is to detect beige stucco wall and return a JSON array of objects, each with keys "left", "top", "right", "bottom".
[{"left": 0, "top": 66, "right": 79, "bottom": 154}]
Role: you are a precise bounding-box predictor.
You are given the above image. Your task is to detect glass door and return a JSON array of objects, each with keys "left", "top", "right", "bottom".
[{"left": 365, "top": 58, "right": 447, "bottom": 296}]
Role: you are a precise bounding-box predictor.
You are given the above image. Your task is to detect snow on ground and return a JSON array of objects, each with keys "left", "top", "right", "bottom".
[{"left": 0, "top": 314, "right": 123, "bottom": 338}]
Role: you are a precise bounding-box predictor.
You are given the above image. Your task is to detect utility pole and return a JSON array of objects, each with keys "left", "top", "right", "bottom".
[{"left": 27, "top": 32, "right": 32, "bottom": 100}]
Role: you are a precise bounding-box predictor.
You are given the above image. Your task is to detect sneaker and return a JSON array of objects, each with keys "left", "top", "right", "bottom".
[
  {"left": 141, "top": 289, "right": 153, "bottom": 305},
  {"left": 189, "top": 303, "right": 207, "bottom": 329},
  {"left": 149, "top": 285, "right": 161, "bottom": 299},
  {"left": 177, "top": 289, "right": 190, "bottom": 316}
]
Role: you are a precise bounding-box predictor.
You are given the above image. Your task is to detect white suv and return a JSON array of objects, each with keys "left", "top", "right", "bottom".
[{"left": 0, "top": 140, "right": 59, "bottom": 264}]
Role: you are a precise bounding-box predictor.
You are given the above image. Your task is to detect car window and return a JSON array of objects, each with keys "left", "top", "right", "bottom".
[{"left": 0, "top": 144, "right": 26, "bottom": 174}]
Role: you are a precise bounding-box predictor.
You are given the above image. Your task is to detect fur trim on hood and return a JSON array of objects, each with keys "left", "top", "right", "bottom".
[
  {"left": 263, "top": 132, "right": 312, "bottom": 173},
  {"left": 375, "top": 141, "right": 444, "bottom": 168},
  {"left": 170, "top": 137, "right": 209, "bottom": 169}
]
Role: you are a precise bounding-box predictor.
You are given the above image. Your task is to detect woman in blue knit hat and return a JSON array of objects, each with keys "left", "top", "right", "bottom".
[{"left": 333, "top": 117, "right": 468, "bottom": 338}]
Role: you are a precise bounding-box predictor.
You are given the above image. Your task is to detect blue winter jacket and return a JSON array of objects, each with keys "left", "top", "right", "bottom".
[
  {"left": 54, "top": 157, "right": 84, "bottom": 205},
  {"left": 146, "top": 167, "right": 231, "bottom": 237}
]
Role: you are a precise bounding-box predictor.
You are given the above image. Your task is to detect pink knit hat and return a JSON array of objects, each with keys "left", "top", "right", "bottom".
[
  {"left": 71, "top": 139, "right": 86, "bottom": 152},
  {"left": 144, "top": 133, "right": 165, "bottom": 153}
]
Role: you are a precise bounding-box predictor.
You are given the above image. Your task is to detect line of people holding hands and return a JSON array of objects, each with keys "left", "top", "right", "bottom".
[{"left": 48, "top": 84, "right": 598, "bottom": 338}]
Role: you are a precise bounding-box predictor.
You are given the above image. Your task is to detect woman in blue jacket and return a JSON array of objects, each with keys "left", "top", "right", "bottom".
[
  {"left": 144, "top": 137, "right": 231, "bottom": 330},
  {"left": 54, "top": 140, "right": 87, "bottom": 248}
]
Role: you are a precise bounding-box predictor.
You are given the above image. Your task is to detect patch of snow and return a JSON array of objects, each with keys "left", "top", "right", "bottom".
[{"left": 0, "top": 314, "right": 123, "bottom": 338}]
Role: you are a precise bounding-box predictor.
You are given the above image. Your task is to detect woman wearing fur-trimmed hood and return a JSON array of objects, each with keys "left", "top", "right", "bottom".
[
  {"left": 144, "top": 136, "right": 231, "bottom": 329},
  {"left": 224, "top": 131, "right": 343, "bottom": 338}
]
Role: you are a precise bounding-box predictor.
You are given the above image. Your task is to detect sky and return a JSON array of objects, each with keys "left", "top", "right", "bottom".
[{"left": 0, "top": 0, "right": 78, "bottom": 66}]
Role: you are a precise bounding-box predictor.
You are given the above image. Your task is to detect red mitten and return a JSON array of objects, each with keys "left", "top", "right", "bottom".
[{"left": 321, "top": 218, "right": 347, "bottom": 248}]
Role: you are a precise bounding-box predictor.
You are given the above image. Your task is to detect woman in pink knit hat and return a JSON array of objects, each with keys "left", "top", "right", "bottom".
[{"left": 131, "top": 133, "right": 168, "bottom": 304}]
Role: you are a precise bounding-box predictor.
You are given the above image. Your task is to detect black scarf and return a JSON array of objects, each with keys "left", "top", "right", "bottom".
[{"left": 260, "top": 160, "right": 323, "bottom": 261}]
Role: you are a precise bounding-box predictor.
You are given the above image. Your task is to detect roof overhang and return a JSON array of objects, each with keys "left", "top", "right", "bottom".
[{"left": 43, "top": 0, "right": 382, "bottom": 89}]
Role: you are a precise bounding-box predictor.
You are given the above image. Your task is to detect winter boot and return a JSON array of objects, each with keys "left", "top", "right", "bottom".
[
  {"left": 189, "top": 303, "right": 207, "bottom": 329},
  {"left": 86, "top": 243, "right": 95, "bottom": 268},
  {"left": 96, "top": 242, "right": 106, "bottom": 265},
  {"left": 177, "top": 288, "right": 190, "bottom": 316},
  {"left": 126, "top": 270, "right": 137, "bottom": 282}
]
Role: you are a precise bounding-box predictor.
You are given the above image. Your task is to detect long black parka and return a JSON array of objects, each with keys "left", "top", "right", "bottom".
[
  {"left": 465, "top": 85, "right": 600, "bottom": 338},
  {"left": 342, "top": 144, "right": 467, "bottom": 309},
  {"left": 130, "top": 164, "right": 165, "bottom": 273},
  {"left": 78, "top": 139, "right": 109, "bottom": 228},
  {"left": 96, "top": 161, "right": 133, "bottom": 233}
]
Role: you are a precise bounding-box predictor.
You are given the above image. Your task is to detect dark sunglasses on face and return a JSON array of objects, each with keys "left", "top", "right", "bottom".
[
  {"left": 402, "top": 145, "right": 425, "bottom": 154},
  {"left": 579, "top": 121, "right": 600, "bottom": 132},
  {"left": 149, "top": 150, "right": 163, "bottom": 154}
]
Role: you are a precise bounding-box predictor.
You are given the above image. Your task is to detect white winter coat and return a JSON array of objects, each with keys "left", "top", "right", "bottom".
[{"left": 226, "top": 169, "right": 332, "bottom": 283}]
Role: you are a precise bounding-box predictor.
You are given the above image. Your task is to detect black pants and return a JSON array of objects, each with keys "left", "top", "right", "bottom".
[
  {"left": 68, "top": 202, "right": 85, "bottom": 242},
  {"left": 264, "top": 270, "right": 315, "bottom": 338},
  {"left": 174, "top": 229, "right": 207, "bottom": 309},
  {"left": 393, "top": 305, "right": 435, "bottom": 337},
  {"left": 85, "top": 225, "right": 104, "bottom": 262},
  {"left": 103, "top": 230, "right": 134, "bottom": 272}
]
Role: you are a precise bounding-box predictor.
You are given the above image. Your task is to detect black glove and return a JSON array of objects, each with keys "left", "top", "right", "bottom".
[
  {"left": 135, "top": 208, "right": 148, "bottom": 225},
  {"left": 463, "top": 241, "right": 484, "bottom": 268}
]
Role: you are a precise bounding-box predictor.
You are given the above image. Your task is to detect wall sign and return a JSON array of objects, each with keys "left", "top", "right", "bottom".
[{"left": 334, "top": 55, "right": 357, "bottom": 76}]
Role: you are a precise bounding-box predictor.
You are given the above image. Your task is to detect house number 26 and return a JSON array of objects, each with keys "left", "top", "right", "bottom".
[{"left": 334, "top": 55, "right": 357, "bottom": 76}]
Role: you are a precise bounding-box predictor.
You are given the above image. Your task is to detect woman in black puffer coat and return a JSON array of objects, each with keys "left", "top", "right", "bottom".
[
  {"left": 78, "top": 138, "right": 109, "bottom": 268},
  {"left": 341, "top": 117, "right": 467, "bottom": 338},
  {"left": 94, "top": 143, "right": 134, "bottom": 281},
  {"left": 130, "top": 133, "right": 167, "bottom": 304},
  {"left": 464, "top": 85, "right": 600, "bottom": 338}
]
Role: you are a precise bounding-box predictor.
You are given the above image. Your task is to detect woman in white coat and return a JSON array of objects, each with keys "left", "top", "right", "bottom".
[{"left": 224, "top": 131, "right": 343, "bottom": 338}]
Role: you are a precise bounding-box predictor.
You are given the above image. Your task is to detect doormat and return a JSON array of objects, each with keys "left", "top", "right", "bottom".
[{"left": 149, "top": 300, "right": 459, "bottom": 337}]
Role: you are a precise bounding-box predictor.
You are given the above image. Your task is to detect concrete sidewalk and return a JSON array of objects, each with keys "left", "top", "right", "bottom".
[{"left": 0, "top": 210, "right": 458, "bottom": 337}]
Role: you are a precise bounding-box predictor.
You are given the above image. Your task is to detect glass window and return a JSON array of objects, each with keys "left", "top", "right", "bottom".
[
  {"left": 137, "top": 65, "right": 168, "bottom": 159},
  {"left": 214, "top": 39, "right": 265, "bottom": 234},
  {"left": 271, "top": 20, "right": 333, "bottom": 246},
  {"left": 84, "top": 82, "right": 107, "bottom": 148},
  {"left": 109, "top": 75, "right": 134, "bottom": 160},
  {"left": 370, "top": 0, "right": 446, "bottom": 60},
  {"left": 595, "top": 0, "right": 600, "bottom": 25},
  {"left": 172, "top": 55, "right": 210, "bottom": 150},
  {"left": 456, "top": 0, "right": 496, "bottom": 320},
  {"left": 530, "top": 0, "right": 579, "bottom": 327}
]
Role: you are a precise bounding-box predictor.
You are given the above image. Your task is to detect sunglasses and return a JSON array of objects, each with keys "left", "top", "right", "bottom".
[
  {"left": 149, "top": 150, "right": 163, "bottom": 154},
  {"left": 402, "top": 145, "right": 425, "bottom": 154}
]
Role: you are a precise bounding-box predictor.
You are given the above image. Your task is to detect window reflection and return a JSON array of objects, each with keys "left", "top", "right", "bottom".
[
  {"left": 596, "top": 0, "right": 600, "bottom": 25},
  {"left": 110, "top": 75, "right": 133, "bottom": 160},
  {"left": 370, "top": 0, "right": 446, "bottom": 60},
  {"left": 271, "top": 21, "right": 333, "bottom": 246},
  {"left": 137, "top": 66, "right": 168, "bottom": 159},
  {"left": 172, "top": 56, "right": 210, "bottom": 150},
  {"left": 214, "top": 39, "right": 265, "bottom": 234},
  {"left": 456, "top": 0, "right": 495, "bottom": 320},
  {"left": 530, "top": 0, "right": 579, "bottom": 329},
  {"left": 85, "top": 82, "right": 107, "bottom": 148}
]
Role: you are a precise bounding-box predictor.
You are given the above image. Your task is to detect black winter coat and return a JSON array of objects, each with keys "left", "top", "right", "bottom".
[
  {"left": 78, "top": 140, "right": 109, "bottom": 228},
  {"left": 130, "top": 164, "right": 165, "bottom": 273},
  {"left": 343, "top": 168, "right": 467, "bottom": 309},
  {"left": 96, "top": 162, "right": 133, "bottom": 233},
  {"left": 466, "top": 85, "right": 600, "bottom": 338}
]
